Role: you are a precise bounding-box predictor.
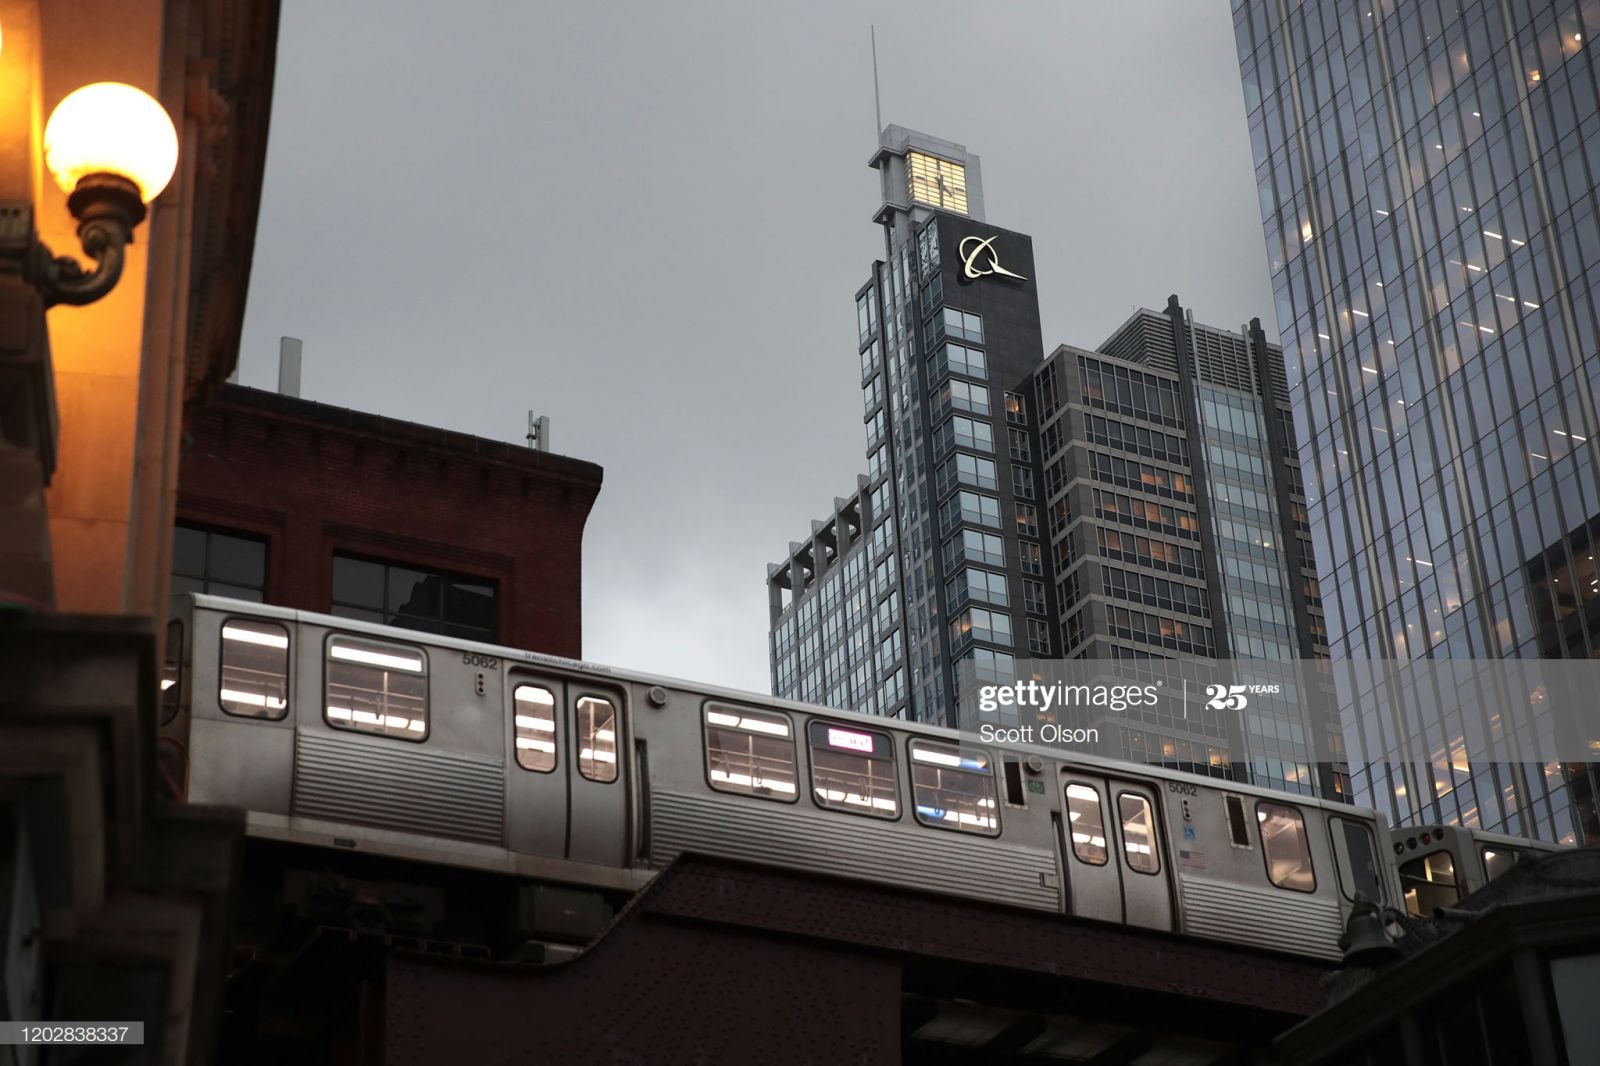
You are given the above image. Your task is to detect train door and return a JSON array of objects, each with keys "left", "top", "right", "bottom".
[
  {"left": 1059, "top": 772, "right": 1173, "bottom": 931},
  {"left": 565, "top": 681, "right": 628, "bottom": 867},
  {"left": 1061, "top": 776, "right": 1122, "bottom": 924},
  {"left": 506, "top": 674, "right": 567, "bottom": 860},
  {"left": 505, "top": 672, "right": 629, "bottom": 868},
  {"left": 1109, "top": 780, "right": 1172, "bottom": 930}
]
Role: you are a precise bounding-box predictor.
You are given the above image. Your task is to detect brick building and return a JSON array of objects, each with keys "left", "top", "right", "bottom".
[{"left": 175, "top": 383, "right": 602, "bottom": 658}]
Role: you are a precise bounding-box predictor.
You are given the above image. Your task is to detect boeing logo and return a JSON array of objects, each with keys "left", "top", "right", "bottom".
[{"left": 959, "top": 234, "right": 1027, "bottom": 281}]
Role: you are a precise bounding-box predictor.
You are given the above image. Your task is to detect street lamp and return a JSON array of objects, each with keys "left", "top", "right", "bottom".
[{"left": 5, "top": 82, "right": 178, "bottom": 307}]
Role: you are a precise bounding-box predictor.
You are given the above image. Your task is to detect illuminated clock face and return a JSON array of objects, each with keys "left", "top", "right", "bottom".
[{"left": 907, "top": 151, "right": 968, "bottom": 215}]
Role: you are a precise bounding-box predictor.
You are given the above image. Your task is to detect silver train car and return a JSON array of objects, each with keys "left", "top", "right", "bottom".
[
  {"left": 1389, "top": 823, "right": 1563, "bottom": 915},
  {"left": 162, "top": 594, "right": 1407, "bottom": 962}
]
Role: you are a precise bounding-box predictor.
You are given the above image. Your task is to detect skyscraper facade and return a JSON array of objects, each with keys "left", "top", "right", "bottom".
[
  {"left": 767, "top": 127, "right": 1049, "bottom": 727},
  {"left": 1036, "top": 302, "right": 1343, "bottom": 797},
  {"left": 1232, "top": 0, "right": 1600, "bottom": 840},
  {"left": 766, "top": 127, "right": 1343, "bottom": 797}
]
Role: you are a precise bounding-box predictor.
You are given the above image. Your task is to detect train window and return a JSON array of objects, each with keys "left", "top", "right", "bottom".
[
  {"left": 1481, "top": 846, "right": 1519, "bottom": 882},
  {"left": 1117, "top": 793, "right": 1159, "bottom": 875},
  {"left": 807, "top": 720, "right": 898, "bottom": 819},
  {"left": 909, "top": 740, "right": 998, "bottom": 835},
  {"left": 1224, "top": 794, "right": 1251, "bottom": 848},
  {"left": 576, "top": 695, "right": 619, "bottom": 783},
  {"left": 704, "top": 705, "right": 796, "bottom": 801},
  {"left": 1256, "top": 802, "right": 1316, "bottom": 892},
  {"left": 1064, "top": 783, "right": 1108, "bottom": 865},
  {"left": 1399, "top": 851, "right": 1459, "bottom": 916},
  {"left": 1331, "top": 817, "right": 1383, "bottom": 903},
  {"left": 161, "top": 619, "right": 183, "bottom": 726},
  {"left": 513, "top": 684, "right": 557, "bottom": 772},
  {"left": 219, "top": 618, "right": 290, "bottom": 720},
  {"left": 324, "top": 635, "right": 427, "bottom": 740},
  {"left": 1002, "top": 759, "right": 1025, "bottom": 806}
]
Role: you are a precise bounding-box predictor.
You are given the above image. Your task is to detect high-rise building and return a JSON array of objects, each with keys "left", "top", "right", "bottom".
[
  {"left": 1235, "top": 2, "right": 1600, "bottom": 838},
  {"left": 766, "top": 126, "right": 1343, "bottom": 797},
  {"left": 767, "top": 126, "right": 1045, "bottom": 727},
  {"left": 1036, "top": 301, "right": 1344, "bottom": 797},
  {"left": 1231, "top": 0, "right": 1600, "bottom": 841}
]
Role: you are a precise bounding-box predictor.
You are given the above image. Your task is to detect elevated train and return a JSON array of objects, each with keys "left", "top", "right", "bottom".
[
  {"left": 160, "top": 594, "right": 1548, "bottom": 962},
  {"left": 1389, "top": 823, "right": 1561, "bottom": 915}
]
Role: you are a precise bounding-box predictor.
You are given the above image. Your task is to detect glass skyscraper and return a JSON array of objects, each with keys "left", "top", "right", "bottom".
[
  {"left": 765, "top": 126, "right": 1344, "bottom": 799},
  {"left": 1232, "top": 0, "right": 1600, "bottom": 841},
  {"left": 767, "top": 126, "right": 1047, "bottom": 728}
]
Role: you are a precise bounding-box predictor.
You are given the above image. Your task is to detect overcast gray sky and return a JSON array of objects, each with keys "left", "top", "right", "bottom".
[{"left": 236, "top": 1, "right": 1274, "bottom": 694}]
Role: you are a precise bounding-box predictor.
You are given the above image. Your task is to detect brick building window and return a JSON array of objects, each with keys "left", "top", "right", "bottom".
[
  {"left": 172, "top": 524, "right": 267, "bottom": 601},
  {"left": 331, "top": 554, "right": 498, "bottom": 643}
]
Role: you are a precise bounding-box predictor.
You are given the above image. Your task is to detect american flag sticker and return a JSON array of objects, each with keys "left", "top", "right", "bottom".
[{"left": 1179, "top": 848, "right": 1208, "bottom": 870}]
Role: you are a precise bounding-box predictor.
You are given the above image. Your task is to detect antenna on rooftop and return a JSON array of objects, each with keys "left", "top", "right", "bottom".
[
  {"left": 527, "top": 412, "right": 550, "bottom": 452},
  {"left": 278, "top": 337, "right": 302, "bottom": 398},
  {"left": 871, "top": 25, "right": 883, "bottom": 137}
]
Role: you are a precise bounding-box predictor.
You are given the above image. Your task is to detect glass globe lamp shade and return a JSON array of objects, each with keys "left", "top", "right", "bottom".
[{"left": 43, "top": 82, "right": 179, "bottom": 204}]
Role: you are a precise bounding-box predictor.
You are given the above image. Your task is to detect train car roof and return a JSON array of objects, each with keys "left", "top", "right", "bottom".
[
  {"left": 1387, "top": 823, "right": 1566, "bottom": 851},
  {"left": 187, "top": 592, "right": 1387, "bottom": 821}
]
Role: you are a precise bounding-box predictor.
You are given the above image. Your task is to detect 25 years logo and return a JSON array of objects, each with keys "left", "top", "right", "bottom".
[
  {"left": 1203, "top": 682, "right": 1282, "bottom": 711},
  {"left": 1204, "top": 684, "right": 1249, "bottom": 711}
]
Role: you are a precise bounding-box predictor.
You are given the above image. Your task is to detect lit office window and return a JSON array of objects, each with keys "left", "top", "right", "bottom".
[
  {"left": 331, "top": 554, "right": 497, "bottom": 643},
  {"left": 906, "top": 151, "right": 968, "bottom": 214},
  {"left": 949, "top": 607, "right": 1011, "bottom": 647}
]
